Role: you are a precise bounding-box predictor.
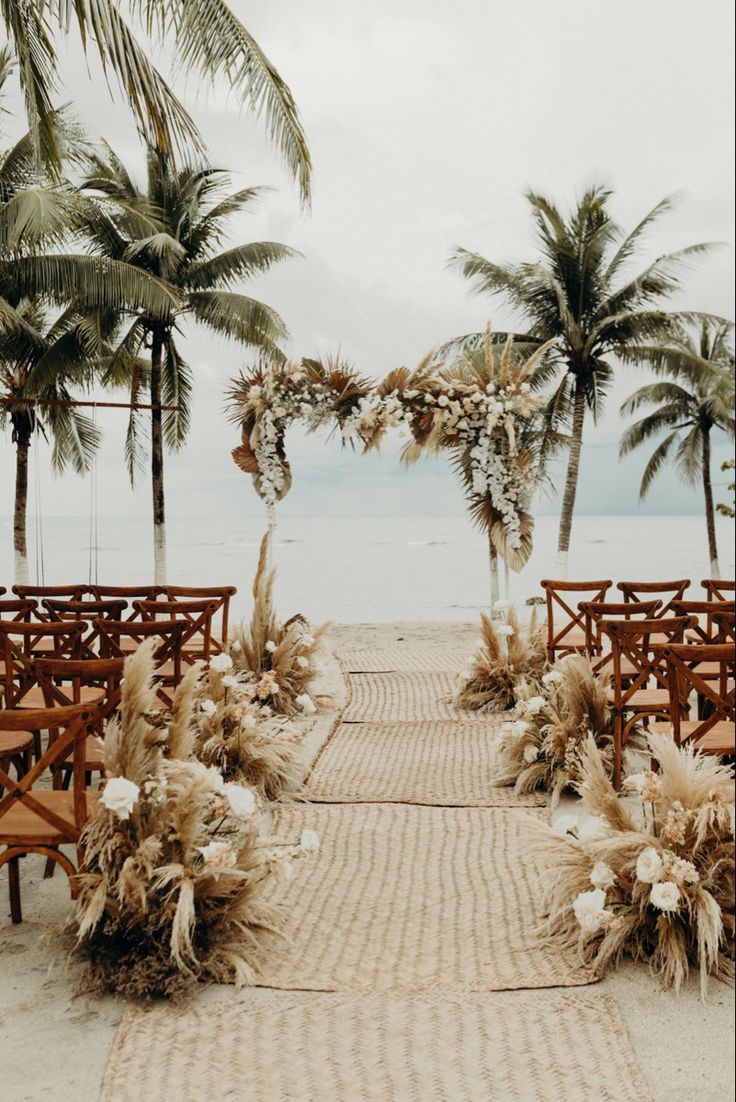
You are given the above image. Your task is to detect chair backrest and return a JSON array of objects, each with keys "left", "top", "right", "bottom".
[
  {"left": 601, "top": 615, "right": 693, "bottom": 706},
  {"left": 42, "top": 599, "right": 127, "bottom": 655},
  {"left": 0, "top": 621, "right": 85, "bottom": 707},
  {"left": 134, "top": 598, "right": 219, "bottom": 662},
  {"left": 702, "top": 578, "right": 736, "bottom": 603},
  {"left": 663, "top": 643, "right": 736, "bottom": 747},
  {"left": 0, "top": 599, "right": 37, "bottom": 622},
  {"left": 94, "top": 618, "right": 187, "bottom": 703},
  {"left": 0, "top": 703, "right": 93, "bottom": 841},
  {"left": 89, "top": 586, "right": 163, "bottom": 621},
  {"left": 540, "top": 579, "right": 612, "bottom": 660},
  {"left": 671, "top": 600, "right": 736, "bottom": 644},
  {"left": 13, "top": 584, "right": 90, "bottom": 601},
  {"left": 32, "top": 656, "right": 125, "bottom": 731},
  {"left": 163, "top": 586, "right": 237, "bottom": 646},
  {"left": 617, "top": 579, "right": 690, "bottom": 616},
  {"left": 579, "top": 600, "right": 661, "bottom": 668},
  {"left": 712, "top": 610, "right": 736, "bottom": 643}
]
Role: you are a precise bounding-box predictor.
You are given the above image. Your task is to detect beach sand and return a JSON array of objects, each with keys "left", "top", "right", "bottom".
[{"left": 0, "top": 622, "right": 733, "bottom": 1101}]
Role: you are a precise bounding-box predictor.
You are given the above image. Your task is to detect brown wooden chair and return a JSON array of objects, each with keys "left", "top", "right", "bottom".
[
  {"left": 662, "top": 643, "right": 735, "bottom": 756},
  {"left": 540, "top": 579, "right": 612, "bottom": 664},
  {"left": 13, "top": 584, "right": 90, "bottom": 601},
  {"left": 0, "top": 599, "right": 37, "bottom": 621},
  {"left": 0, "top": 702, "right": 95, "bottom": 922},
  {"left": 163, "top": 586, "right": 237, "bottom": 650},
  {"left": 41, "top": 599, "right": 127, "bottom": 656},
  {"left": 671, "top": 600, "right": 736, "bottom": 645},
  {"left": 713, "top": 610, "right": 736, "bottom": 643},
  {"left": 602, "top": 615, "right": 693, "bottom": 788},
  {"left": 617, "top": 579, "right": 690, "bottom": 617},
  {"left": 89, "top": 585, "right": 162, "bottom": 623},
  {"left": 702, "top": 578, "right": 736, "bottom": 604},
  {"left": 579, "top": 600, "right": 661, "bottom": 672},
  {"left": 134, "top": 598, "right": 219, "bottom": 664},
  {"left": 0, "top": 727, "right": 33, "bottom": 796},
  {"left": 94, "top": 618, "right": 187, "bottom": 705},
  {"left": 0, "top": 621, "right": 86, "bottom": 712}
]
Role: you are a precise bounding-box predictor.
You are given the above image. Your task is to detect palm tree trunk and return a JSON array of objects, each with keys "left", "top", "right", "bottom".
[
  {"left": 150, "top": 329, "right": 167, "bottom": 585},
  {"left": 489, "top": 532, "right": 500, "bottom": 613},
  {"left": 701, "top": 428, "right": 719, "bottom": 578},
  {"left": 556, "top": 377, "right": 586, "bottom": 578},
  {"left": 13, "top": 432, "right": 30, "bottom": 585}
]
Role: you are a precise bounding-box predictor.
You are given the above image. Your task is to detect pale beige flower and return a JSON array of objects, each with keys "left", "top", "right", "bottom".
[
  {"left": 636, "top": 847, "right": 663, "bottom": 884},
  {"left": 650, "top": 881, "right": 681, "bottom": 912}
]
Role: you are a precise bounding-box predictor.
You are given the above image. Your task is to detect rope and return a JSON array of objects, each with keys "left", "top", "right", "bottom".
[
  {"left": 33, "top": 408, "right": 45, "bottom": 585},
  {"left": 88, "top": 403, "right": 99, "bottom": 586}
]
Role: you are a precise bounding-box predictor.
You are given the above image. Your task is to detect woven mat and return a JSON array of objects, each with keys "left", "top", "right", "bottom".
[
  {"left": 342, "top": 671, "right": 471, "bottom": 722},
  {"left": 257, "top": 804, "right": 595, "bottom": 991},
  {"left": 103, "top": 989, "right": 651, "bottom": 1102},
  {"left": 307, "top": 721, "right": 545, "bottom": 807},
  {"left": 339, "top": 645, "right": 467, "bottom": 673}
]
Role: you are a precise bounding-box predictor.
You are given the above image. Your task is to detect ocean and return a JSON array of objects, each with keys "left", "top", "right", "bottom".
[{"left": 1, "top": 513, "right": 732, "bottom": 624}]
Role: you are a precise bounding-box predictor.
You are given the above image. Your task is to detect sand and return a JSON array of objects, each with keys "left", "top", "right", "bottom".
[{"left": 0, "top": 622, "right": 733, "bottom": 1102}]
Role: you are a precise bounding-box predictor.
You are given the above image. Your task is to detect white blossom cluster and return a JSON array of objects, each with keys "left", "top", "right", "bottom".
[{"left": 340, "top": 389, "right": 414, "bottom": 444}]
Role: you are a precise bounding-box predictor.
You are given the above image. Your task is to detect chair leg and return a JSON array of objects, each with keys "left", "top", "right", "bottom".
[
  {"left": 8, "top": 855, "right": 22, "bottom": 923},
  {"left": 613, "top": 711, "right": 623, "bottom": 791}
]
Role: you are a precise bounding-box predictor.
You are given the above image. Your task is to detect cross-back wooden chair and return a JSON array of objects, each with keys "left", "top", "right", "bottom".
[
  {"left": 0, "top": 620, "right": 86, "bottom": 717},
  {"left": 12, "top": 585, "right": 90, "bottom": 613},
  {"left": 579, "top": 600, "right": 661, "bottom": 672},
  {"left": 90, "top": 585, "right": 162, "bottom": 622},
  {"left": 163, "top": 586, "right": 237, "bottom": 651},
  {"left": 134, "top": 598, "right": 219, "bottom": 664},
  {"left": 671, "top": 600, "right": 736, "bottom": 646},
  {"left": 702, "top": 578, "right": 736, "bottom": 604},
  {"left": 0, "top": 599, "right": 37, "bottom": 621},
  {"left": 712, "top": 610, "right": 736, "bottom": 643},
  {"left": 617, "top": 579, "right": 690, "bottom": 617},
  {"left": 601, "top": 615, "right": 693, "bottom": 788},
  {"left": 663, "top": 643, "right": 735, "bottom": 757},
  {"left": 94, "top": 618, "right": 186, "bottom": 705},
  {"left": 0, "top": 702, "right": 94, "bottom": 922},
  {"left": 540, "top": 579, "right": 612, "bottom": 664},
  {"left": 41, "top": 599, "right": 127, "bottom": 656}
]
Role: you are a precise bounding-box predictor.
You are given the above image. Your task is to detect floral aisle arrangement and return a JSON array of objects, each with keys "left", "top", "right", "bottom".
[
  {"left": 64, "top": 641, "right": 318, "bottom": 1001},
  {"left": 194, "top": 651, "right": 305, "bottom": 800},
  {"left": 491, "top": 654, "right": 646, "bottom": 805},
  {"left": 531, "top": 734, "right": 735, "bottom": 996},
  {"left": 454, "top": 605, "right": 547, "bottom": 712},
  {"left": 229, "top": 531, "right": 327, "bottom": 717}
]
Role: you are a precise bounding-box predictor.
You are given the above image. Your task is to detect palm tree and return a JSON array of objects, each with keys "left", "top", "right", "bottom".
[
  {"left": 620, "top": 320, "right": 735, "bottom": 577},
  {"left": 0, "top": 0, "right": 311, "bottom": 202},
  {"left": 447, "top": 187, "right": 713, "bottom": 575},
  {"left": 82, "top": 145, "right": 299, "bottom": 582}
]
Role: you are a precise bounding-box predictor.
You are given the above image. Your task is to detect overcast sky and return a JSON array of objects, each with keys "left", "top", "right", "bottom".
[{"left": 1, "top": 0, "right": 734, "bottom": 525}]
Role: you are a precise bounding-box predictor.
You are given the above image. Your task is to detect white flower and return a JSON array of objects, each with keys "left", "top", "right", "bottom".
[
  {"left": 300, "top": 828, "right": 320, "bottom": 852},
  {"left": 636, "top": 847, "right": 663, "bottom": 884},
  {"left": 525, "top": 695, "right": 546, "bottom": 715},
  {"left": 296, "top": 655, "right": 309, "bottom": 668},
  {"left": 650, "top": 881, "right": 681, "bottom": 912},
  {"left": 296, "top": 693, "right": 317, "bottom": 714},
  {"left": 494, "top": 600, "right": 511, "bottom": 611},
  {"left": 207, "top": 768, "right": 225, "bottom": 793},
  {"left": 242, "top": 714, "right": 257, "bottom": 731},
  {"left": 523, "top": 744, "right": 540, "bottom": 763},
  {"left": 223, "top": 783, "right": 257, "bottom": 819},
  {"left": 577, "top": 816, "right": 609, "bottom": 843},
  {"left": 573, "top": 889, "right": 612, "bottom": 935},
  {"left": 230, "top": 640, "right": 242, "bottom": 652},
  {"left": 301, "top": 633, "right": 314, "bottom": 647},
  {"left": 496, "top": 624, "right": 514, "bottom": 637},
  {"left": 507, "top": 719, "right": 529, "bottom": 738},
  {"left": 200, "top": 698, "right": 217, "bottom": 716},
  {"left": 554, "top": 814, "right": 578, "bottom": 837},
  {"left": 222, "top": 675, "right": 238, "bottom": 690},
  {"left": 542, "top": 671, "right": 562, "bottom": 685},
  {"left": 590, "top": 862, "right": 617, "bottom": 890},
  {"left": 100, "top": 777, "right": 140, "bottom": 820},
  {"left": 210, "top": 653, "right": 233, "bottom": 673},
  {"left": 265, "top": 640, "right": 277, "bottom": 653},
  {"left": 198, "top": 841, "right": 237, "bottom": 869}
]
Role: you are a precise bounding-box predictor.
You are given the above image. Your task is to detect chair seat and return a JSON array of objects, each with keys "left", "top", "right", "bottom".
[
  {"left": 0, "top": 730, "right": 34, "bottom": 757},
  {"left": 15, "top": 685, "right": 105, "bottom": 709},
  {"left": 0, "top": 791, "right": 99, "bottom": 845},
  {"left": 62, "top": 735, "right": 105, "bottom": 772},
  {"left": 608, "top": 688, "right": 670, "bottom": 710},
  {"left": 554, "top": 627, "right": 587, "bottom": 649},
  {"left": 694, "top": 724, "right": 736, "bottom": 755}
]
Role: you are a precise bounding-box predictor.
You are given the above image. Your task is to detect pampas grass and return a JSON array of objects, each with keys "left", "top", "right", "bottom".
[
  {"left": 454, "top": 607, "right": 547, "bottom": 712},
  {"left": 230, "top": 532, "right": 328, "bottom": 716},
  {"left": 531, "top": 733, "right": 735, "bottom": 997},
  {"left": 64, "top": 641, "right": 314, "bottom": 1001},
  {"left": 492, "top": 655, "right": 646, "bottom": 805}
]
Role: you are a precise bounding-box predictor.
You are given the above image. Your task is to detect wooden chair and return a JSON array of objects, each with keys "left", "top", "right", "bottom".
[
  {"left": 0, "top": 599, "right": 37, "bottom": 622},
  {"left": 89, "top": 585, "right": 162, "bottom": 622},
  {"left": 134, "top": 598, "right": 219, "bottom": 664},
  {"left": 713, "top": 610, "right": 736, "bottom": 643},
  {"left": 0, "top": 702, "right": 94, "bottom": 922},
  {"left": 617, "top": 579, "right": 690, "bottom": 617},
  {"left": 602, "top": 615, "right": 693, "bottom": 788},
  {"left": 13, "top": 584, "right": 90, "bottom": 602},
  {"left": 163, "top": 586, "right": 237, "bottom": 650},
  {"left": 41, "top": 599, "right": 127, "bottom": 656},
  {"left": 540, "top": 579, "right": 612, "bottom": 664},
  {"left": 579, "top": 600, "right": 661, "bottom": 672},
  {"left": 663, "top": 643, "right": 735, "bottom": 756},
  {"left": 94, "top": 618, "right": 186, "bottom": 705},
  {"left": 0, "top": 620, "right": 86, "bottom": 712},
  {"left": 671, "top": 600, "right": 736, "bottom": 645},
  {"left": 702, "top": 579, "right": 736, "bottom": 604}
]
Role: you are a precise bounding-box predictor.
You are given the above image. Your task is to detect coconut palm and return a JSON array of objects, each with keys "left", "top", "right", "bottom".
[
  {"left": 0, "top": 0, "right": 311, "bottom": 202},
  {"left": 82, "top": 145, "right": 298, "bottom": 582},
  {"left": 447, "top": 187, "right": 713, "bottom": 574},
  {"left": 620, "top": 320, "right": 735, "bottom": 577}
]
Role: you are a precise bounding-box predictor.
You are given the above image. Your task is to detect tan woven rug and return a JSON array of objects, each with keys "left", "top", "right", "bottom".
[
  {"left": 339, "top": 645, "right": 467, "bottom": 673},
  {"left": 257, "top": 804, "right": 595, "bottom": 991},
  {"left": 342, "top": 671, "right": 472, "bottom": 722},
  {"left": 102, "top": 989, "right": 651, "bottom": 1102},
  {"left": 307, "top": 720, "right": 545, "bottom": 807}
]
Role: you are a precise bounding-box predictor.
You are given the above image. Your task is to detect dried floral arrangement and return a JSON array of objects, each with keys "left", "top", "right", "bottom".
[
  {"left": 454, "top": 605, "right": 547, "bottom": 712},
  {"left": 531, "top": 733, "right": 735, "bottom": 997},
  {"left": 63, "top": 640, "right": 318, "bottom": 1001},
  {"left": 228, "top": 531, "right": 328, "bottom": 717},
  {"left": 491, "top": 654, "right": 646, "bottom": 805}
]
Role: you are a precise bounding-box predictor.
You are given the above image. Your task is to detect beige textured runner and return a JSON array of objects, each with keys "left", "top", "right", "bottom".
[
  {"left": 339, "top": 645, "right": 467, "bottom": 673},
  {"left": 342, "top": 671, "right": 470, "bottom": 722},
  {"left": 102, "top": 989, "right": 651, "bottom": 1102},
  {"left": 307, "top": 720, "right": 545, "bottom": 807},
  {"left": 257, "top": 803, "right": 595, "bottom": 991}
]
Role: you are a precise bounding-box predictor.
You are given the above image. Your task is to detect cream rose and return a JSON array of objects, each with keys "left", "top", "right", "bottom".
[
  {"left": 100, "top": 777, "right": 140, "bottom": 820},
  {"left": 650, "top": 881, "right": 681, "bottom": 912},
  {"left": 573, "top": 889, "right": 612, "bottom": 935},
  {"left": 636, "top": 847, "right": 663, "bottom": 884},
  {"left": 590, "top": 861, "right": 616, "bottom": 890},
  {"left": 198, "top": 841, "right": 237, "bottom": 869},
  {"left": 223, "top": 783, "right": 257, "bottom": 819},
  {"left": 210, "top": 653, "right": 233, "bottom": 673}
]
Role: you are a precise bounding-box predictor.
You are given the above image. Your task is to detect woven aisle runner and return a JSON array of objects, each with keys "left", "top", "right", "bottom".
[
  {"left": 307, "top": 720, "right": 545, "bottom": 807},
  {"left": 342, "top": 671, "right": 471, "bottom": 722},
  {"left": 256, "top": 803, "right": 595, "bottom": 991},
  {"left": 340, "top": 645, "right": 467, "bottom": 673},
  {"left": 102, "top": 990, "right": 653, "bottom": 1102}
]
